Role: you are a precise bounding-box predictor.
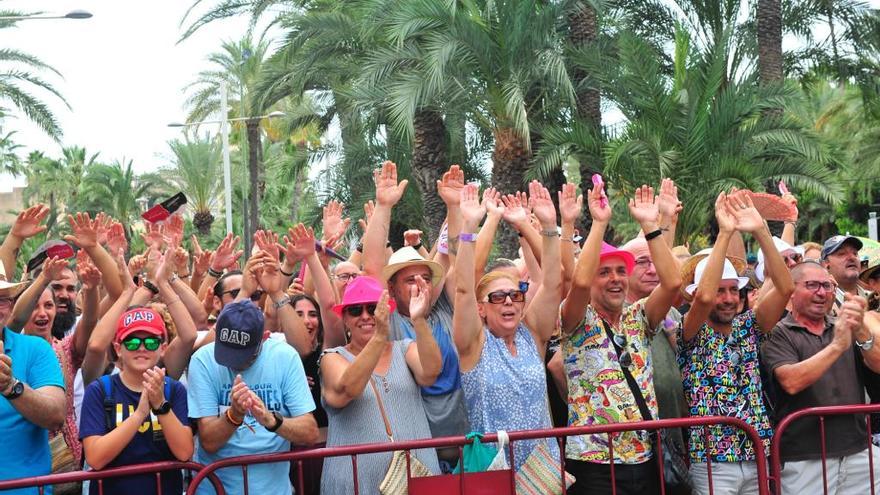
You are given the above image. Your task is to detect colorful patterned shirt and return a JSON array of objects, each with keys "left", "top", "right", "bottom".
[
  {"left": 677, "top": 310, "right": 773, "bottom": 463},
  {"left": 562, "top": 299, "right": 657, "bottom": 464}
]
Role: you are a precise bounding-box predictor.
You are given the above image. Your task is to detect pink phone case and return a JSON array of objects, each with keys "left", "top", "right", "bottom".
[
  {"left": 592, "top": 174, "right": 608, "bottom": 208},
  {"left": 778, "top": 181, "right": 789, "bottom": 195}
]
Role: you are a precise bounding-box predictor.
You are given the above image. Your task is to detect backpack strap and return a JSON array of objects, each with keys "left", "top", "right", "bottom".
[
  {"left": 101, "top": 375, "right": 115, "bottom": 431},
  {"left": 163, "top": 376, "right": 171, "bottom": 405}
]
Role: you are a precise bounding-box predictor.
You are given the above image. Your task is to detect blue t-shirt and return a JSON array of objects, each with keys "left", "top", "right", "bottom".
[
  {"left": 187, "top": 339, "right": 315, "bottom": 495},
  {"left": 79, "top": 374, "right": 189, "bottom": 495},
  {"left": 0, "top": 328, "right": 64, "bottom": 495}
]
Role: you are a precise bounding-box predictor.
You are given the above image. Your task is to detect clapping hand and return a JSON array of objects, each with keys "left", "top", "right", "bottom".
[
  {"left": 627, "top": 185, "right": 660, "bottom": 229},
  {"left": 437, "top": 165, "right": 465, "bottom": 207},
  {"left": 142, "top": 366, "right": 167, "bottom": 410}
]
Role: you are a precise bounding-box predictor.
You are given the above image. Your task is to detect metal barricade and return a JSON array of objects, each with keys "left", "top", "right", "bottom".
[
  {"left": 187, "top": 416, "right": 770, "bottom": 495},
  {"left": 0, "top": 461, "right": 225, "bottom": 495},
  {"left": 770, "top": 403, "right": 880, "bottom": 495}
]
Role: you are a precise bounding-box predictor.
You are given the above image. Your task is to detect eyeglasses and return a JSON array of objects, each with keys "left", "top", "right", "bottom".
[
  {"left": 334, "top": 273, "right": 359, "bottom": 282},
  {"left": 223, "top": 289, "right": 264, "bottom": 301},
  {"left": 611, "top": 334, "right": 632, "bottom": 368},
  {"left": 121, "top": 336, "right": 162, "bottom": 352},
  {"left": 782, "top": 253, "right": 803, "bottom": 264},
  {"left": 344, "top": 304, "right": 377, "bottom": 317},
  {"left": 634, "top": 257, "right": 653, "bottom": 269},
  {"left": 485, "top": 290, "right": 526, "bottom": 304},
  {"left": 0, "top": 297, "right": 14, "bottom": 307},
  {"left": 798, "top": 280, "right": 837, "bottom": 293}
]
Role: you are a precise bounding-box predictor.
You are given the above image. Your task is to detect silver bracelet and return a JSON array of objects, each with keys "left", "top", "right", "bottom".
[{"left": 273, "top": 295, "right": 292, "bottom": 310}]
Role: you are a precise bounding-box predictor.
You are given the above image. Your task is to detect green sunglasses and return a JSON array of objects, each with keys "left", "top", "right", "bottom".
[{"left": 121, "top": 336, "right": 163, "bottom": 352}]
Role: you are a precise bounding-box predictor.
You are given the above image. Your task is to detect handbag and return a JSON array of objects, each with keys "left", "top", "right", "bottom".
[
  {"left": 371, "top": 380, "right": 432, "bottom": 495},
  {"left": 515, "top": 441, "right": 576, "bottom": 495},
  {"left": 453, "top": 432, "right": 499, "bottom": 474},
  {"left": 49, "top": 432, "right": 81, "bottom": 495},
  {"left": 603, "top": 318, "right": 691, "bottom": 490}
]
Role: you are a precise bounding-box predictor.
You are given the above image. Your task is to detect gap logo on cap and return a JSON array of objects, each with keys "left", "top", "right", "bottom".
[
  {"left": 218, "top": 327, "right": 252, "bottom": 347},
  {"left": 124, "top": 310, "right": 155, "bottom": 327}
]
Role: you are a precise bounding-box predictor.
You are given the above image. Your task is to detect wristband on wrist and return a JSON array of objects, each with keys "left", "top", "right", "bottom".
[
  {"left": 279, "top": 265, "right": 295, "bottom": 277},
  {"left": 207, "top": 267, "right": 223, "bottom": 278},
  {"left": 143, "top": 280, "right": 159, "bottom": 295},
  {"left": 540, "top": 229, "right": 560, "bottom": 237},
  {"left": 225, "top": 408, "right": 243, "bottom": 426},
  {"left": 273, "top": 295, "right": 292, "bottom": 310},
  {"left": 412, "top": 242, "right": 422, "bottom": 250},
  {"left": 644, "top": 229, "right": 663, "bottom": 241},
  {"left": 458, "top": 233, "right": 477, "bottom": 243},
  {"left": 356, "top": 243, "right": 364, "bottom": 253}
]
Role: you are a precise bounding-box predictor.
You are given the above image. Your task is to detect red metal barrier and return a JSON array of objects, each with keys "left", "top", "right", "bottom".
[
  {"left": 186, "top": 416, "right": 770, "bottom": 495},
  {"left": 770, "top": 403, "right": 880, "bottom": 495},
  {"left": 0, "top": 461, "right": 225, "bottom": 495}
]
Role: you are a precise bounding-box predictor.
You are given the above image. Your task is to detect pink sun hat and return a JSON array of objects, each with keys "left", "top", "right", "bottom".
[
  {"left": 600, "top": 242, "right": 636, "bottom": 275},
  {"left": 332, "top": 276, "right": 396, "bottom": 317}
]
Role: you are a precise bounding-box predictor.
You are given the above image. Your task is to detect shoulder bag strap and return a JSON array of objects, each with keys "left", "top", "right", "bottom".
[
  {"left": 601, "top": 317, "right": 654, "bottom": 422},
  {"left": 369, "top": 378, "right": 394, "bottom": 442}
]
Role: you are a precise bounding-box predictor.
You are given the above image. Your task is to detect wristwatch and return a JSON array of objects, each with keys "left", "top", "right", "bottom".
[
  {"left": 3, "top": 378, "right": 24, "bottom": 400},
  {"left": 266, "top": 411, "right": 284, "bottom": 433},
  {"left": 857, "top": 334, "right": 875, "bottom": 351},
  {"left": 151, "top": 401, "right": 172, "bottom": 416}
]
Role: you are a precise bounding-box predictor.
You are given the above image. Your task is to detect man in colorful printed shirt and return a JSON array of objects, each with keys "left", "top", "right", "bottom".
[
  {"left": 678, "top": 191, "right": 793, "bottom": 495},
  {"left": 560, "top": 184, "right": 681, "bottom": 495}
]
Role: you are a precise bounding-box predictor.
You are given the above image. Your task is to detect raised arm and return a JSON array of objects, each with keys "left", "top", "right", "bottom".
[
  {"left": 558, "top": 183, "right": 583, "bottom": 294},
  {"left": 64, "top": 213, "right": 122, "bottom": 299},
  {"left": 780, "top": 187, "right": 798, "bottom": 246},
  {"left": 657, "top": 178, "right": 681, "bottom": 249},
  {"left": 682, "top": 193, "right": 735, "bottom": 342},
  {"left": 72, "top": 254, "right": 101, "bottom": 361},
  {"left": 320, "top": 292, "right": 392, "bottom": 409},
  {"left": 474, "top": 188, "right": 504, "bottom": 279},
  {"left": 453, "top": 184, "right": 488, "bottom": 369},
  {"left": 405, "top": 278, "right": 442, "bottom": 386},
  {"left": 363, "top": 161, "right": 408, "bottom": 280},
  {"left": 501, "top": 192, "right": 542, "bottom": 265},
  {"left": 155, "top": 250, "right": 197, "bottom": 380},
  {"left": 9, "top": 257, "right": 68, "bottom": 332},
  {"left": 523, "top": 181, "right": 562, "bottom": 347},
  {"left": 0, "top": 205, "right": 49, "bottom": 279},
  {"left": 561, "top": 184, "right": 611, "bottom": 334},
  {"left": 629, "top": 185, "right": 682, "bottom": 329},
  {"left": 196, "top": 234, "right": 243, "bottom": 302},
  {"left": 269, "top": 226, "right": 316, "bottom": 355}
]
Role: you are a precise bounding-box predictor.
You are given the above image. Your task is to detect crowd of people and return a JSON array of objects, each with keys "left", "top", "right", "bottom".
[{"left": 1, "top": 161, "right": 879, "bottom": 495}]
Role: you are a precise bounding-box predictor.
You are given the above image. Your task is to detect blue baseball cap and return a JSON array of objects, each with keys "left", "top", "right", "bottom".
[
  {"left": 214, "top": 300, "right": 264, "bottom": 370},
  {"left": 821, "top": 235, "right": 862, "bottom": 260}
]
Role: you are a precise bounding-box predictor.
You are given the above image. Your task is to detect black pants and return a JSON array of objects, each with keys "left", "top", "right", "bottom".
[{"left": 566, "top": 458, "right": 660, "bottom": 495}]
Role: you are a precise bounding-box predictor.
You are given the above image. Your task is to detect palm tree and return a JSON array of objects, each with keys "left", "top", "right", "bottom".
[
  {"left": 756, "top": 0, "right": 783, "bottom": 85},
  {"left": 79, "top": 159, "right": 155, "bottom": 239},
  {"left": 0, "top": 45, "right": 68, "bottom": 140},
  {"left": 23, "top": 146, "right": 97, "bottom": 235},
  {"left": 158, "top": 134, "right": 223, "bottom": 235},
  {"left": 0, "top": 128, "right": 21, "bottom": 176}
]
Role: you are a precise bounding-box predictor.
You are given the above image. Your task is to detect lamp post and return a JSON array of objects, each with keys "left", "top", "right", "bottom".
[
  {"left": 168, "top": 92, "right": 283, "bottom": 236},
  {"left": 0, "top": 10, "right": 93, "bottom": 21}
]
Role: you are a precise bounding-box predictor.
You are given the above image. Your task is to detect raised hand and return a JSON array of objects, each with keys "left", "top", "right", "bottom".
[
  {"left": 254, "top": 230, "right": 280, "bottom": 260},
  {"left": 403, "top": 230, "right": 423, "bottom": 247},
  {"left": 94, "top": 213, "right": 113, "bottom": 246},
  {"left": 155, "top": 248, "right": 175, "bottom": 283},
  {"left": 587, "top": 181, "right": 612, "bottom": 224},
  {"left": 42, "top": 256, "right": 68, "bottom": 281},
  {"left": 141, "top": 222, "right": 165, "bottom": 251},
  {"left": 501, "top": 192, "right": 530, "bottom": 228},
  {"left": 254, "top": 251, "right": 284, "bottom": 296},
  {"left": 322, "top": 200, "right": 351, "bottom": 241},
  {"left": 372, "top": 290, "right": 391, "bottom": 341},
  {"left": 10, "top": 204, "right": 49, "bottom": 240},
  {"left": 115, "top": 248, "right": 137, "bottom": 291},
  {"left": 280, "top": 224, "right": 317, "bottom": 263},
  {"left": 211, "top": 234, "right": 244, "bottom": 273},
  {"left": 408, "top": 277, "right": 431, "bottom": 321},
  {"left": 657, "top": 178, "right": 682, "bottom": 220},
  {"left": 65, "top": 212, "right": 99, "bottom": 249},
  {"left": 482, "top": 187, "right": 505, "bottom": 218},
  {"left": 460, "top": 183, "right": 486, "bottom": 230},
  {"left": 373, "top": 161, "right": 408, "bottom": 207},
  {"left": 627, "top": 185, "right": 660, "bottom": 228},
  {"left": 287, "top": 277, "right": 305, "bottom": 296},
  {"left": 165, "top": 215, "right": 185, "bottom": 248},
  {"left": 558, "top": 183, "right": 583, "bottom": 224},
  {"left": 106, "top": 222, "right": 128, "bottom": 256},
  {"left": 142, "top": 366, "right": 167, "bottom": 409},
  {"left": 833, "top": 294, "right": 864, "bottom": 351},
  {"left": 780, "top": 187, "right": 799, "bottom": 220},
  {"left": 714, "top": 192, "right": 736, "bottom": 233},
  {"left": 726, "top": 191, "right": 765, "bottom": 233},
  {"left": 172, "top": 247, "right": 190, "bottom": 275},
  {"left": 437, "top": 164, "right": 465, "bottom": 207},
  {"left": 529, "top": 180, "right": 557, "bottom": 228},
  {"left": 77, "top": 251, "right": 101, "bottom": 290},
  {"left": 358, "top": 200, "right": 376, "bottom": 234}
]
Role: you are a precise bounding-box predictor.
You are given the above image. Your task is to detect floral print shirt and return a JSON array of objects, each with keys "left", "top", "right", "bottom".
[
  {"left": 562, "top": 299, "right": 657, "bottom": 464},
  {"left": 677, "top": 310, "right": 773, "bottom": 462}
]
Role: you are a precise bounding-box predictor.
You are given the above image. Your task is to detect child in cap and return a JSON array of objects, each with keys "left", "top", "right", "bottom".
[{"left": 79, "top": 306, "right": 193, "bottom": 495}]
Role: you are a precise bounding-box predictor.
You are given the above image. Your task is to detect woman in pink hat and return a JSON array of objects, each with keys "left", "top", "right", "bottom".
[{"left": 320, "top": 275, "right": 442, "bottom": 493}]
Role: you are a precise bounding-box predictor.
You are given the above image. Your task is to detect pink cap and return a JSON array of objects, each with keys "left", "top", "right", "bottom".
[
  {"left": 332, "top": 276, "right": 396, "bottom": 317},
  {"left": 600, "top": 242, "right": 636, "bottom": 275}
]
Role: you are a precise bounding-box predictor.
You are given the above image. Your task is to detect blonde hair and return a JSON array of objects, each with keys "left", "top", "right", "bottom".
[{"left": 476, "top": 272, "right": 519, "bottom": 301}]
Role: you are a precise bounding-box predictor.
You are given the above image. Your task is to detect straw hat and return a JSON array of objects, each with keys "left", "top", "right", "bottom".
[
  {"left": 680, "top": 248, "right": 747, "bottom": 299},
  {"left": 0, "top": 262, "right": 26, "bottom": 299},
  {"left": 381, "top": 246, "right": 444, "bottom": 285}
]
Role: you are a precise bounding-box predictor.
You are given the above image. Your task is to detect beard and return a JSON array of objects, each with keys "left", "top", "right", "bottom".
[{"left": 51, "top": 309, "right": 77, "bottom": 340}]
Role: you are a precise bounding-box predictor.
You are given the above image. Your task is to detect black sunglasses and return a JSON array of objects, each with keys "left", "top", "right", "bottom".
[
  {"left": 612, "top": 334, "right": 632, "bottom": 368},
  {"left": 485, "top": 290, "right": 526, "bottom": 304},
  {"left": 223, "top": 288, "right": 264, "bottom": 301},
  {"left": 345, "top": 304, "right": 378, "bottom": 317},
  {"left": 121, "top": 336, "right": 162, "bottom": 352}
]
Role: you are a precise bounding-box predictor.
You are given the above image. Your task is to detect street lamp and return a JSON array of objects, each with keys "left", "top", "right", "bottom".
[
  {"left": 167, "top": 94, "right": 284, "bottom": 236},
  {"left": 0, "top": 10, "right": 93, "bottom": 21}
]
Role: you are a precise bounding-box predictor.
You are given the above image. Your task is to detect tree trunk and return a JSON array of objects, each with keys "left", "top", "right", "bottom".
[
  {"left": 491, "top": 127, "right": 531, "bottom": 258},
  {"left": 756, "top": 0, "right": 784, "bottom": 85},
  {"left": 411, "top": 110, "right": 449, "bottom": 242},
  {"left": 568, "top": 3, "right": 603, "bottom": 237},
  {"left": 245, "top": 119, "right": 264, "bottom": 253}
]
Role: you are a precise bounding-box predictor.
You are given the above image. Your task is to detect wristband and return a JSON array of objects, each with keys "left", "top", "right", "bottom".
[
  {"left": 169, "top": 274, "right": 179, "bottom": 284},
  {"left": 540, "top": 229, "right": 560, "bottom": 237},
  {"left": 644, "top": 229, "right": 663, "bottom": 241},
  {"left": 143, "top": 280, "right": 159, "bottom": 295},
  {"left": 266, "top": 411, "right": 284, "bottom": 433},
  {"left": 207, "top": 267, "right": 223, "bottom": 278},
  {"left": 273, "top": 295, "right": 292, "bottom": 310},
  {"left": 280, "top": 266, "right": 295, "bottom": 277},
  {"left": 458, "top": 233, "right": 477, "bottom": 243},
  {"left": 225, "top": 408, "right": 243, "bottom": 426},
  {"left": 412, "top": 242, "right": 422, "bottom": 250}
]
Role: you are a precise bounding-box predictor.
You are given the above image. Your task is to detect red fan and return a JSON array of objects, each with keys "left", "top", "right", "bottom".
[{"left": 746, "top": 192, "right": 798, "bottom": 222}]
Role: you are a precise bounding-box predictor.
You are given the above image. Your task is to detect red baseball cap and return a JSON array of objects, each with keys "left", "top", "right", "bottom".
[{"left": 115, "top": 307, "right": 167, "bottom": 342}]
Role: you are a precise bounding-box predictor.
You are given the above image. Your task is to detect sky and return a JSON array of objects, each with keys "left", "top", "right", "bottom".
[{"left": 1, "top": 0, "right": 257, "bottom": 190}]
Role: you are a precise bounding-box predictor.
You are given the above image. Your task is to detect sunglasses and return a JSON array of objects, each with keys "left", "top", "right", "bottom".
[
  {"left": 223, "top": 289, "right": 264, "bottom": 301},
  {"left": 782, "top": 253, "right": 803, "bottom": 264},
  {"left": 334, "top": 273, "right": 359, "bottom": 283},
  {"left": 121, "top": 336, "right": 162, "bottom": 352},
  {"left": 344, "top": 304, "right": 378, "bottom": 317},
  {"left": 485, "top": 290, "right": 526, "bottom": 304},
  {"left": 612, "top": 334, "right": 632, "bottom": 368}
]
